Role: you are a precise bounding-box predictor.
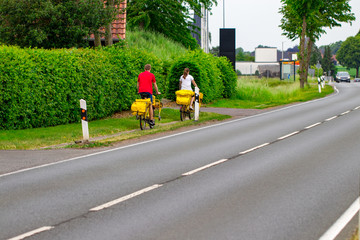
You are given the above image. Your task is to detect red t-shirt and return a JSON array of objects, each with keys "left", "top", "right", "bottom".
[{"left": 138, "top": 71, "right": 156, "bottom": 94}]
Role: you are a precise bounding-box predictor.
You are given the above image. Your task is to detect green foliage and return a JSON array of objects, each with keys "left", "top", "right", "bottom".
[
  {"left": 279, "top": 0, "right": 355, "bottom": 87},
  {"left": 309, "top": 44, "right": 322, "bottom": 66},
  {"left": 125, "top": 30, "right": 187, "bottom": 62},
  {"left": 0, "top": 45, "right": 163, "bottom": 130},
  {"left": 167, "top": 50, "right": 236, "bottom": 103},
  {"left": 310, "top": 65, "right": 323, "bottom": 77},
  {"left": 0, "top": 0, "right": 115, "bottom": 48},
  {"left": 209, "top": 77, "right": 334, "bottom": 109},
  {"left": 216, "top": 57, "right": 237, "bottom": 98},
  {"left": 126, "top": 0, "right": 217, "bottom": 49},
  {"left": 336, "top": 35, "right": 360, "bottom": 78},
  {"left": 321, "top": 46, "right": 336, "bottom": 77}
]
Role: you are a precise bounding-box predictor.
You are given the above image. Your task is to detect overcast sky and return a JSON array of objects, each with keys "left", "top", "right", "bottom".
[{"left": 208, "top": 0, "right": 360, "bottom": 52}]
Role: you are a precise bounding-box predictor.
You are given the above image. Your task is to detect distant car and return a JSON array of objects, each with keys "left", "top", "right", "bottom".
[
  {"left": 335, "top": 72, "right": 351, "bottom": 83},
  {"left": 354, "top": 78, "right": 360, "bottom": 82}
]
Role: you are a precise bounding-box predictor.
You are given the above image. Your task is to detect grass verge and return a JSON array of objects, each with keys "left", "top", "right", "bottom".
[
  {"left": 350, "top": 228, "right": 358, "bottom": 240},
  {"left": 207, "top": 77, "right": 334, "bottom": 109},
  {"left": 0, "top": 108, "right": 230, "bottom": 150}
]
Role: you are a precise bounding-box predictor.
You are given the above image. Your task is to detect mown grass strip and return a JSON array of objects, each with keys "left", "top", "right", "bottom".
[{"left": 0, "top": 108, "right": 230, "bottom": 150}]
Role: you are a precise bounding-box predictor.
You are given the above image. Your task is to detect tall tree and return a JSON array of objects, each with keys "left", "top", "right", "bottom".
[
  {"left": 280, "top": 0, "right": 355, "bottom": 88},
  {"left": 321, "top": 46, "right": 336, "bottom": 77},
  {"left": 309, "top": 44, "right": 322, "bottom": 66},
  {"left": 126, "top": 0, "right": 217, "bottom": 49},
  {"left": 0, "top": 0, "right": 116, "bottom": 48},
  {"left": 336, "top": 35, "right": 360, "bottom": 78}
]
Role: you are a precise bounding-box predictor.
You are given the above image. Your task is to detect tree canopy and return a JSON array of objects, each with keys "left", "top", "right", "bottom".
[
  {"left": 0, "top": 0, "right": 118, "bottom": 48},
  {"left": 126, "top": 0, "right": 217, "bottom": 50},
  {"left": 279, "top": 0, "right": 355, "bottom": 88},
  {"left": 336, "top": 35, "right": 360, "bottom": 78}
]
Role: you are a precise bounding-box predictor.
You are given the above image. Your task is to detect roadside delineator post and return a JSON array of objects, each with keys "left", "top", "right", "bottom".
[
  {"left": 194, "top": 87, "right": 200, "bottom": 121},
  {"left": 80, "top": 99, "right": 89, "bottom": 143},
  {"left": 318, "top": 77, "right": 322, "bottom": 93}
]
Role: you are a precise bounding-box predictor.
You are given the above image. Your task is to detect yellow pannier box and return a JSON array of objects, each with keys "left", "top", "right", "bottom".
[
  {"left": 175, "top": 90, "right": 203, "bottom": 106},
  {"left": 175, "top": 90, "right": 194, "bottom": 105},
  {"left": 131, "top": 99, "right": 150, "bottom": 116}
]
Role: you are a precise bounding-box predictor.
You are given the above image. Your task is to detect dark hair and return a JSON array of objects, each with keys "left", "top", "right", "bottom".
[
  {"left": 183, "top": 68, "right": 189, "bottom": 79},
  {"left": 144, "top": 64, "right": 151, "bottom": 71}
]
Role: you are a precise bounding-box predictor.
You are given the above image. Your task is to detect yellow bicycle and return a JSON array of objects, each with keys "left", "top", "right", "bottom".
[
  {"left": 175, "top": 90, "right": 203, "bottom": 121},
  {"left": 131, "top": 94, "right": 162, "bottom": 130}
]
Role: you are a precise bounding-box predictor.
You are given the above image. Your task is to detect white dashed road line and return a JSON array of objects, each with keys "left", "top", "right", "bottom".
[
  {"left": 182, "top": 159, "right": 228, "bottom": 176},
  {"left": 8, "top": 226, "right": 54, "bottom": 240},
  {"left": 239, "top": 143, "right": 270, "bottom": 155},
  {"left": 326, "top": 116, "right": 337, "bottom": 121},
  {"left": 278, "top": 131, "right": 300, "bottom": 140},
  {"left": 341, "top": 110, "right": 350, "bottom": 115},
  {"left": 305, "top": 122, "right": 321, "bottom": 129},
  {"left": 90, "top": 184, "right": 163, "bottom": 212}
]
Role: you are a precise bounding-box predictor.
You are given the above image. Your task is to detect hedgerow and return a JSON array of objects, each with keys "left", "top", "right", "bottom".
[
  {"left": 0, "top": 42, "right": 236, "bottom": 130},
  {"left": 0, "top": 45, "right": 163, "bottom": 130},
  {"left": 167, "top": 50, "right": 236, "bottom": 103}
]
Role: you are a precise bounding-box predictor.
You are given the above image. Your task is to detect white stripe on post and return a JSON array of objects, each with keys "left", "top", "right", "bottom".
[
  {"left": 194, "top": 87, "right": 200, "bottom": 121},
  {"left": 80, "top": 99, "right": 89, "bottom": 142}
]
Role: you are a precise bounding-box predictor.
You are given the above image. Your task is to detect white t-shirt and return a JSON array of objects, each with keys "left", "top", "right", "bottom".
[{"left": 179, "top": 74, "right": 194, "bottom": 91}]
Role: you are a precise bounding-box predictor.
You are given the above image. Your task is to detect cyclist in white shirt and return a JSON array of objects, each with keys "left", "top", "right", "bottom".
[{"left": 179, "top": 68, "right": 199, "bottom": 109}]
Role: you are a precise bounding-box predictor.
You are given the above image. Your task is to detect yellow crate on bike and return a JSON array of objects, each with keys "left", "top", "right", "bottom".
[
  {"left": 175, "top": 90, "right": 194, "bottom": 105},
  {"left": 131, "top": 99, "right": 150, "bottom": 116}
]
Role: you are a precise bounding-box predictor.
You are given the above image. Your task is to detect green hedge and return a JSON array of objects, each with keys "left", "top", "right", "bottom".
[
  {"left": 0, "top": 45, "right": 235, "bottom": 130},
  {"left": 0, "top": 45, "right": 163, "bottom": 130},
  {"left": 217, "top": 56, "right": 237, "bottom": 98},
  {"left": 166, "top": 50, "right": 236, "bottom": 103}
]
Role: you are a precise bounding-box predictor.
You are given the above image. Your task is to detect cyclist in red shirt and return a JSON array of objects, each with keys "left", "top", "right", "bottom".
[{"left": 137, "top": 64, "right": 160, "bottom": 126}]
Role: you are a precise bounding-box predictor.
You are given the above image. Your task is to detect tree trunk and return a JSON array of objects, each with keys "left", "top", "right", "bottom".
[
  {"left": 105, "top": 23, "right": 113, "bottom": 46},
  {"left": 94, "top": 32, "right": 101, "bottom": 47},
  {"left": 304, "top": 39, "right": 313, "bottom": 86},
  {"left": 299, "top": 16, "right": 307, "bottom": 89}
]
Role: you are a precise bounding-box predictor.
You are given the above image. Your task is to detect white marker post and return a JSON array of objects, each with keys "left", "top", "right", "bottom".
[
  {"left": 80, "top": 99, "right": 89, "bottom": 143},
  {"left": 318, "top": 77, "right": 322, "bottom": 93},
  {"left": 194, "top": 87, "right": 200, "bottom": 121}
]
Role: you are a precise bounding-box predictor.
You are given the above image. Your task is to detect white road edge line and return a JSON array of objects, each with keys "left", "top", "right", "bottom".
[
  {"left": 8, "top": 226, "right": 54, "bottom": 240},
  {"left": 182, "top": 159, "right": 228, "bottom": 176},
  {"left": 354, "top": 106, "right": 360, "bottom": 110},
  {"left": 326, "top": 116, "right": 337, "bottom": 121},
  {"left": 90, "top": 184, "right": 162, "bottom": 212},
  {"left": 278, "top": 131, "right": 300, "bottom": 140},
  {"left": 239, "top": 143, "right": 270, "bottom": 155},
  {"left": 305, "top": 122, "right": 321, "bottom": 129},
  {"left": 341, "top": 110, "right": 350, "bottom": 115},
  {"left": 318, "top": 196, "right": 360, "bottom": 240}
]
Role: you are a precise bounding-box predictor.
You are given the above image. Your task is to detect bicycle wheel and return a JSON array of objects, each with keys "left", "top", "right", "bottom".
[
  {"left": 180, "top": 105, "right": 187, "bottom": 121},
  {"left": 188, "top": 109, "right": 194, "bottom": 120},
  {"left": 140, "top": 116, "right": 146, "bottom": 130}
]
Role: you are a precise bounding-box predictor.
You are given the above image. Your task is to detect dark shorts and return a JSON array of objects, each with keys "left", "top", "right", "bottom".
[{"left": 139, "top": 92, "right": 153, "bottom": 103}]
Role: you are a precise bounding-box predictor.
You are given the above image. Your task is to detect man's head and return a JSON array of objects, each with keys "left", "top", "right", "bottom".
[{"left": 144, "top": 64, "right": 151, "bottom": 71}]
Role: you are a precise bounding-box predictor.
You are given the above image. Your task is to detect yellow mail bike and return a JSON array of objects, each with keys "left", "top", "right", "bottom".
[
  {"left": 131, "top": 93, "right": 163, "bottom": 130},
  {"left": 175, "top": 90, "right": 203, "bottom": 121}
]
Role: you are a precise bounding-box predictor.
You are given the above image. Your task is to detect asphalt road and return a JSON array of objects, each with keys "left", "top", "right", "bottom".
[{"left": 1, "top": 83, "right": 359, "bottom": 240}]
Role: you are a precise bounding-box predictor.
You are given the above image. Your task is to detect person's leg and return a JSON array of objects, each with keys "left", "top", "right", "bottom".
[{"left": 190, "top": 96, "right": 195, "bottom": 109}]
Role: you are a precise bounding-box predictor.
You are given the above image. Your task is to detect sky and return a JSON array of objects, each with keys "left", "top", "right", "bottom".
[{"left": 208, "top": 0, "right": 360, "bottom": 52}]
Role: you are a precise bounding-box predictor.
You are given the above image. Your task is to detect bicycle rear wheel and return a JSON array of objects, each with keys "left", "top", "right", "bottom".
[
  {"left": 180, "top": 105, "right": 186, "bottom": 121},
  {"left": 188, "top": 109, "right": 194, "bottom": 120},
  {"left": 140, "top": 116, "right": 146, "bottom": 130}
]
